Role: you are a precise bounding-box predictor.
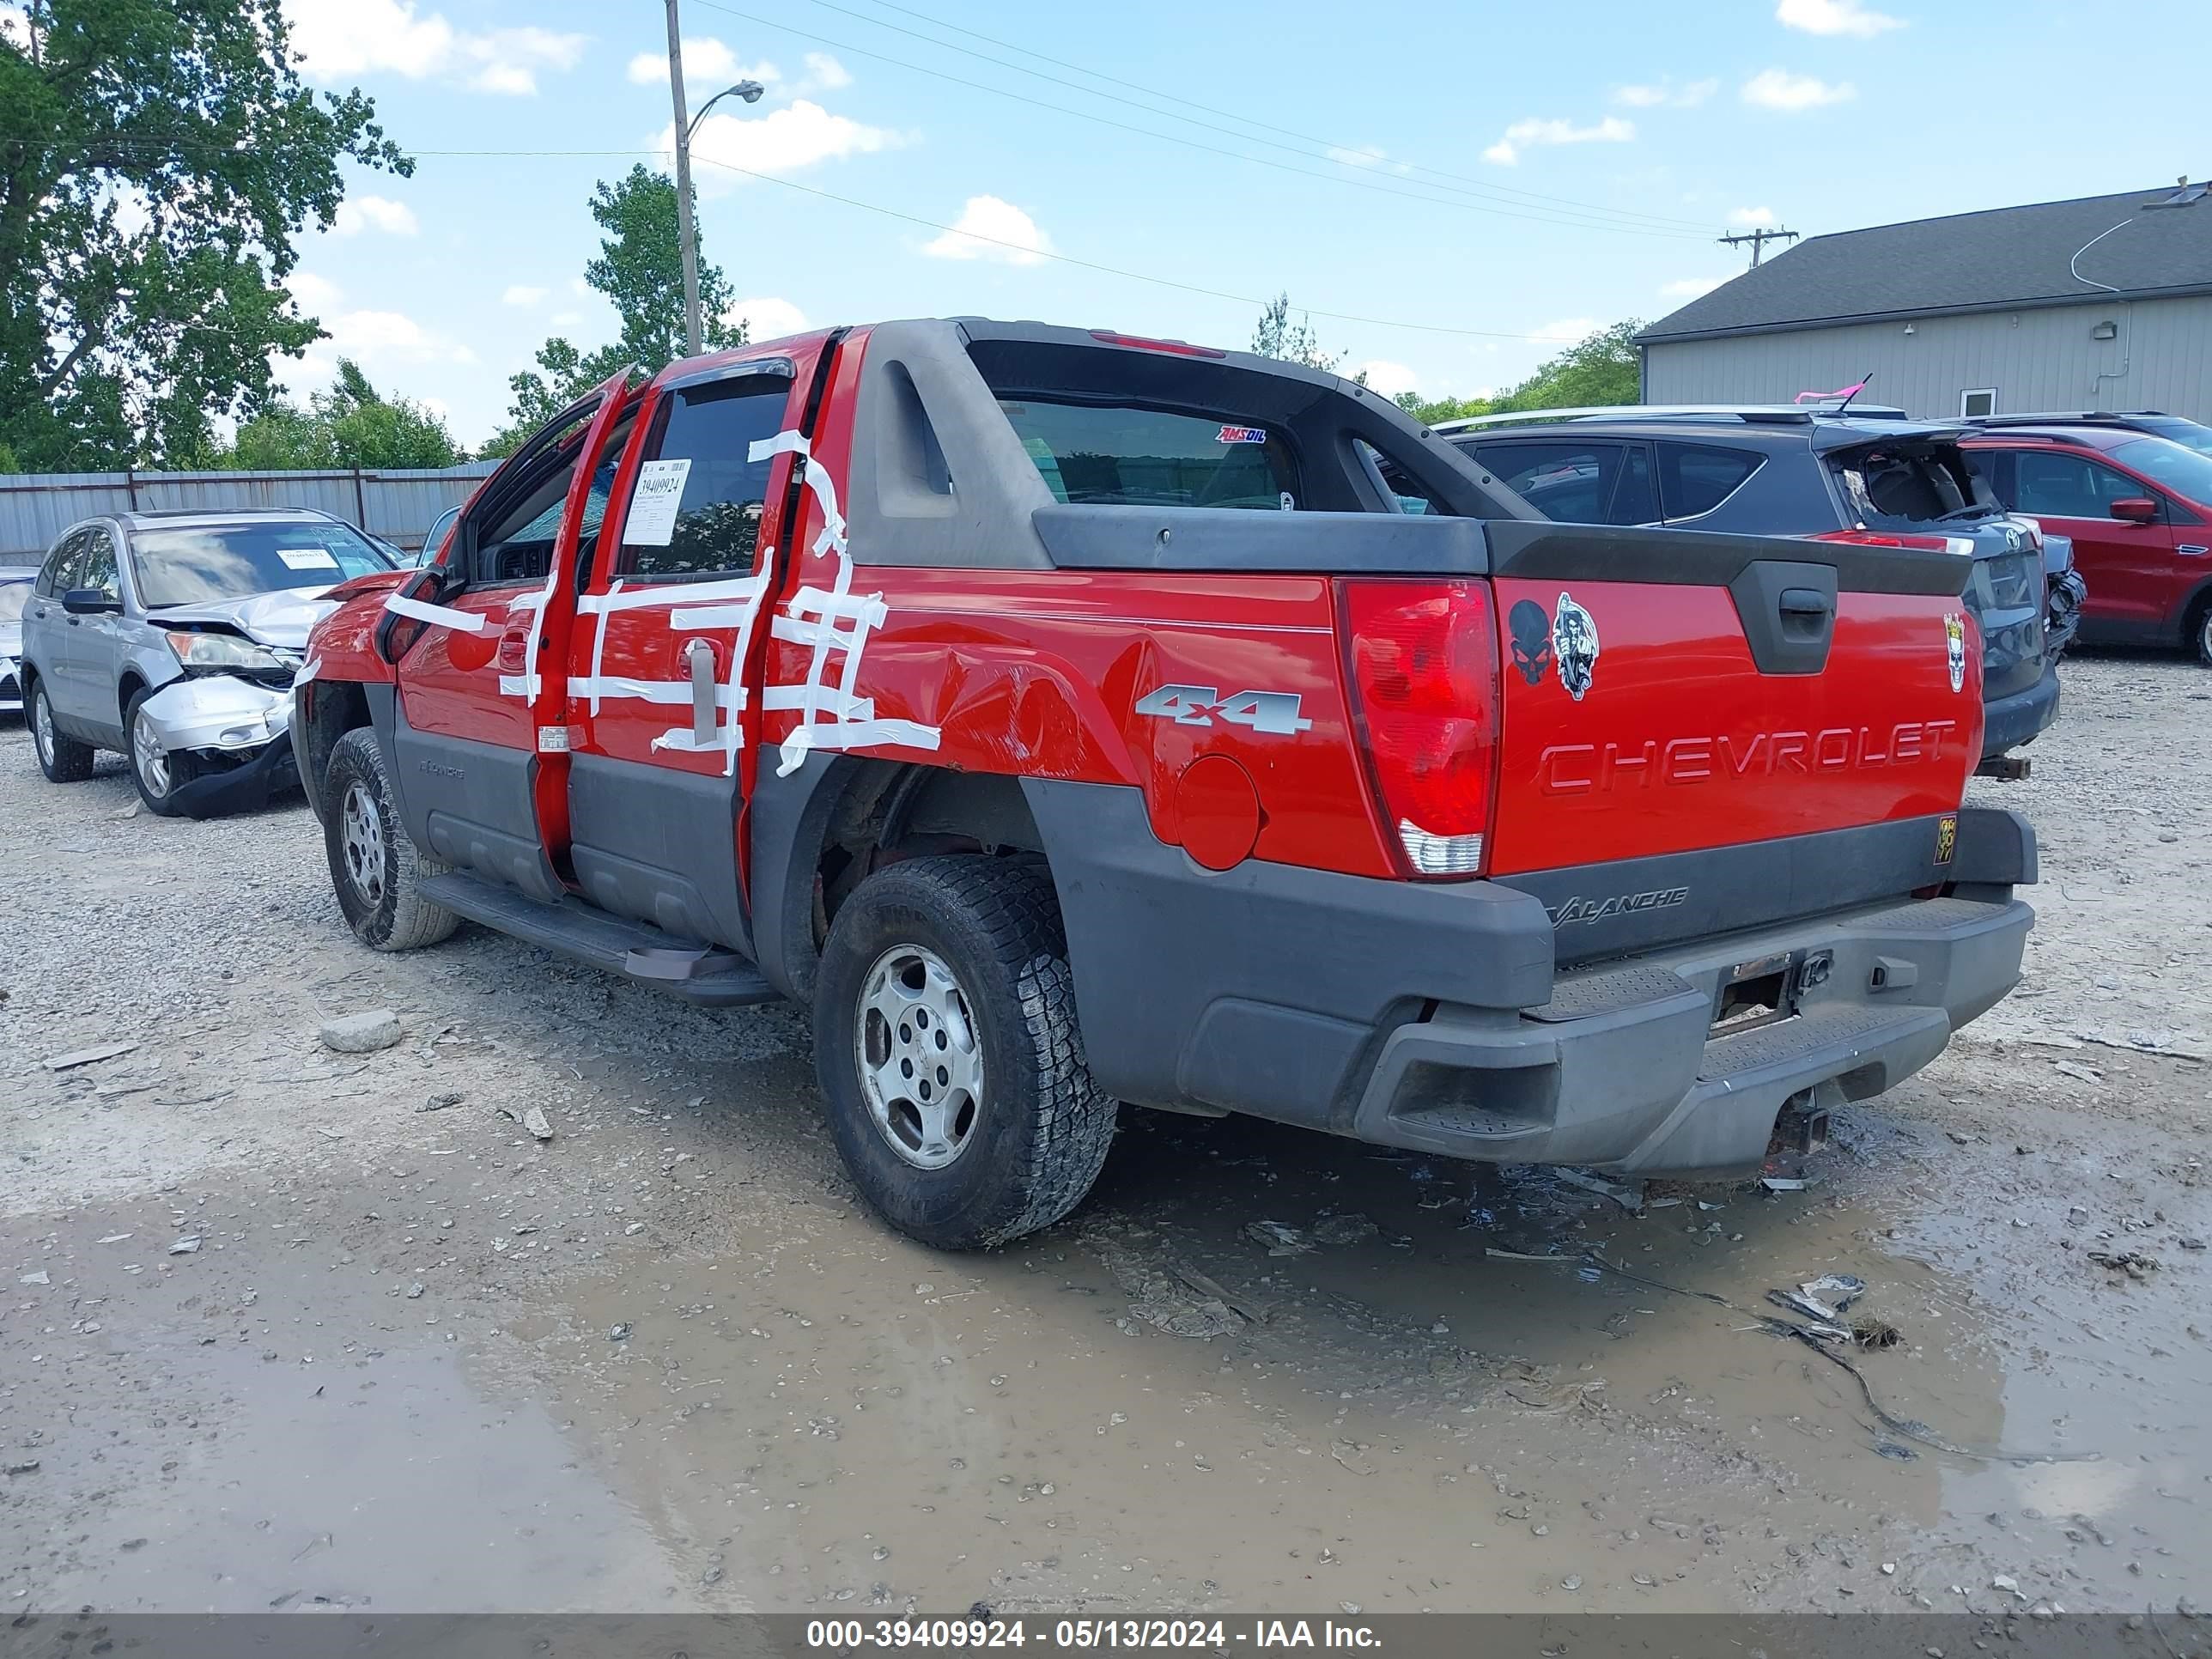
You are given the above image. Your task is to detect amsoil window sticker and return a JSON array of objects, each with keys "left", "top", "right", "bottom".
[
  {"left": 1216, "top": 425, "right": 1267, "bottom": 444},
  {"left": 1135, "top": 684, "right": 1312, "bottom": 735},
  {"left": 624, "top": 458, "right": 694, "bottom": 546}
]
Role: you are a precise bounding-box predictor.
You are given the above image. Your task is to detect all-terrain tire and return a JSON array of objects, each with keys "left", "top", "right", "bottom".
[
  {"left": 125, "top": 684, "right": 207, "bottom": 817},
  {"left": 814, "top": 855, "right": 1117, "bottom": 1250},
  {"left": 28, "top": 678, "right": 95, "bottom": 783},
  {"left": 322, "top": 726, "right": 459, "bottom": 951}
]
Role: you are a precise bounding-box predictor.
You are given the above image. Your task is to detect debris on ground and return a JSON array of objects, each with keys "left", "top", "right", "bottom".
[
  {"left": 17, "top": 1271, "right": 47, "bottom": 1286},
  {"left": 608, "top": 1323, "right": 633, "bottom": 1342},
  {"left": 417, "top": 1091, "right": 464, "bottom": 1114},
  {"left": 1311, "top": 1212, "right": 1381, "bottom": 1246},
  {"left": 1801, "top": 1273, "right": 1867, "bottom": 1313},
  {"left": 1760, "top": 1176, "right": 1812, "bottom": 1194},
  {"left": 498, "top": 1103, "right": 555, "bottom": 1141},
  {"left": 2051, "top": 1060, "right": 2104, "bottom": 1085},
  {"left": 4, "top": 1461, "right": 39, "bottom": 1476},
  {"left": 319, "top": 1011, "right": 403, "bottom": 1054},
  {"left": 1852, "top": 1319, "right": 1903, "bottom": 1351},
  {"left": 1768, "top": 1289, "right": 1852, "bottom": 1337},
  {"left": 1554, "top": 1169, "right": 1644, "bottom": 1211},
  {"left": 43, "top": 1041, "right": 140, "bottom": 1071},
  {"left": 167, "top": 1237, "right": 201, "bottom": 1255},
  {"left": 2087, "top": 1249, "right": 2159, "bottom": 1280},
  {"left": 1246, "top": 1220, "right": 1312, "bottom": 1256}
]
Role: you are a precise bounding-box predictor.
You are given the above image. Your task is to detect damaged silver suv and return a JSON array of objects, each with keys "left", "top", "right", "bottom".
[{"left": 21, "top": 509, "right": 393, "bottom": 816}]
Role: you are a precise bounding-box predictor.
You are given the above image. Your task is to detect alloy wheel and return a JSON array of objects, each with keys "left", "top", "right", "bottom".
[
  {"left": 131, "top": 709, "right": 170, "bottom": 799},
  {"left": 854, "top": 943, "right": 984, "bottom": 1170},
  {"left": 341, "top": 781, "right": 387, "bottom": 907}
]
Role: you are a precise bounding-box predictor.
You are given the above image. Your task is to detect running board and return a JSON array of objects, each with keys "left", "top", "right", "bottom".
[{"left": 418, "top": 872, "right": 779, "bottom": 1007}]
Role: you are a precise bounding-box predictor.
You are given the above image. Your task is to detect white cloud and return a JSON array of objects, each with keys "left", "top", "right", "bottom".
[
  {"left": 288, "top": 271, "right": 344, "bottom": 313},
  {"left": 501, "top": 284, "right": 547, "bottom": 307},
  {"left": 627, "top": 37, "right": 773, "bottom": 89},
  {"left": 922, "top": 195, "right": 1052, "bottom": 265},
  {"left": 1741, "top": 69, "right": 1856, "bottom": 111},
  {"left": 331, "top": 195, "right": 418, "bottom": 236},
  {"left": 1355, "top": 360, "right": 1421, "bottom": 398},
  {"left": 288, "top": 307, "right": 475, "bottom": 394},
  {"left": 799, "top": 52, "right": 852, "bottom": 93},
  {"left": 1728, "top": 205, "right": 1780, "bottom": 228},
  {"left": 1482, "top": 115, "right": 1634, "bottom": 166},
  {"left": 1534, "top": 317, "right": 1601, "bottom": 343},
  {"left": 676, "top": 100, "right": 903, "bottom": 192},
  {"left": 1660, "top": 276, "right": 1729, "bottom": 300},
  {"left": 1612, "top": 77, "right": 1717, "bottom": 108},
  {"left": 287, "top": 0, "right": 582, "bottom": 94},
  {"left": 726, "top": 297, "right": 809, "bottom": 341},
  {"left": 550, "top": 310, "right": 583, "bottom": 328},
  {"left": 1776, "top": 0, "right": 1904, "bottom": 37}
]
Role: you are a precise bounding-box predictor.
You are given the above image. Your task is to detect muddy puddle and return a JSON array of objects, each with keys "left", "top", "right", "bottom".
[{"left": 494, "top": 1103, "right": 2212, "bottom": 1614}]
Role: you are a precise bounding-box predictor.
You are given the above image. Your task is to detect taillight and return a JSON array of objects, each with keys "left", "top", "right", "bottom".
[
  {"left": 1807, "top": 528, "right": 1978, "bottom": 556},
  {"left": 1338, "top": 578, "right": 1500, "bottom": 880}
]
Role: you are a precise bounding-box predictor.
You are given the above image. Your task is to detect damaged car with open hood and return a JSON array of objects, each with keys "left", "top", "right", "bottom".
[{"left": 18, "top": 509, "right": 394, "bottom": 816}]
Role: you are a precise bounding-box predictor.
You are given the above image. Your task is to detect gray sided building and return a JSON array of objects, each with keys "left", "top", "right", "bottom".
[{"left": 1639, "top": 184, "right": 2212, "bottom": 422}]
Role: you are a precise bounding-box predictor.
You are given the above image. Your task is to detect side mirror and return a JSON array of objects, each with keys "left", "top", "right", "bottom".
[
  {"left": 62, "top": 587, "right": 121, "bottom": 616},
  {"left": 2110, "top": 496, "right": 2160, "bottom": 525}
]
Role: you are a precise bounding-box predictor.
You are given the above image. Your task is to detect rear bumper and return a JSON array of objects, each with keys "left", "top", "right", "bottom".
[
  {"left": 1352, "top": 891, "right": 2029, "bottom": 1175},
  {"left": 1027, "top": 780, "right": 2034, "bottom": 1177},
  {"left": 1981, "top": 660, "right": 2060, "bottom": 758}
]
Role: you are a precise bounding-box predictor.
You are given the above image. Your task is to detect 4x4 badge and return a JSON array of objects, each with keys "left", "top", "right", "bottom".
[{"left": 1553, "top": 591, "right": 1600, "bottom": 702}]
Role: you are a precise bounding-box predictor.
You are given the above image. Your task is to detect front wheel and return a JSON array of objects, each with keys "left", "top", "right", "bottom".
[
  {"left": 126, "top": 687, "right": 205, "bottom": 816},
  {"left": 29, "top": 679, "right": 95, "bottom": 783},
  {"left": 2194, "top": 599, "right": 2212, "bottom": 669},
  {"left": 813, "top": 856, "right": 1117, "bottom": 1250},
  {"left": 321, "top": 726, "right": 459, "bottom": 951}
]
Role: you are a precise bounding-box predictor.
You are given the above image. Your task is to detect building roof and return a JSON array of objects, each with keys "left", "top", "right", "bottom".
[{"left": 1640, "top": 184, "right": 2212, "bottom": 344}]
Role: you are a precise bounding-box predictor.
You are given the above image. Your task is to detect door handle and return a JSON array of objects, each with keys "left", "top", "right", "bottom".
[
  {"left": 1778, "top": 588, "right": 1831, "bottom": 617},
  {"left": 684, "top": 638, "right": 718, "bottom": 745}
]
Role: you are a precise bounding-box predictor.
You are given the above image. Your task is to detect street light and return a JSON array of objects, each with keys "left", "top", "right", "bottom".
[{"left": 665, "top": 0, "right": 764, "bottom": 357}]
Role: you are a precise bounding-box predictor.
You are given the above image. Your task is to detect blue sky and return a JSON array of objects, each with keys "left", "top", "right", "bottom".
[{"left": 276, "top": 0, "right": 2211, "bottom": 446}]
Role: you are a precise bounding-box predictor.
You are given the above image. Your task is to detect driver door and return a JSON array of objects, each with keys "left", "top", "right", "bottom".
[{"left": 386, "top": 370, "right": 636, "bottom": 900}]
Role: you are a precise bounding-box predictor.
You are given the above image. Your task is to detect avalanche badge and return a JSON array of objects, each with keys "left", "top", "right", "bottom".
[
  {"left": 1935, "top": 813, "right": 1957, "bottom": 866},
  {"left": 1553, "top": 591, "right": 1599, "bottom": 702},
  {"left": 1943, "top": 611, "right": 1966, "bottom": 694}
]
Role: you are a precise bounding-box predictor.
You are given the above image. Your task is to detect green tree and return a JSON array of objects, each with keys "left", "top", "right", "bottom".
[
  {"left": 1250, "top": 292, "right": 1344, "bottom": 373},
  {"left": 1492, "top": 319, "right": 1644, "bottom": 414},
  {"left": 1395, "top": 390, "right": 1495, "bottom": 427},
  {"left": 0, "top": 0, "right": 410, "bottom": 470},
  {"left": 489, "top": 167, "right": 745, "bottom": 454},
  {"left": 222, "top": 356, "right": 462, "bottom": 470}
]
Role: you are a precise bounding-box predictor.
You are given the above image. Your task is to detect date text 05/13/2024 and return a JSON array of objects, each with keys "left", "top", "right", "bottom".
[{"left": 805, "top": 1619, "right": 1382, "bottom": 1650}]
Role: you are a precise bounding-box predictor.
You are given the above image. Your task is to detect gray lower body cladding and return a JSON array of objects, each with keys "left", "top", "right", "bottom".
[{"left": 1026, "top": 780, "right": 2032, "bottom": 1176}]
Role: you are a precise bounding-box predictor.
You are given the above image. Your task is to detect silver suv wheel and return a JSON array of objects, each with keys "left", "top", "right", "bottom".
[
  {"left": 340, "top": 780, "right": 387, "bottom": 908},
  {"left": 33, "top": 688, "right": 55, "bottom": 766},
  {"left": 131, "top": 707, "right": 171, "bottom": 799},
  {"left": 854, "top": 943, "right": 983, "bottom": 1170}
]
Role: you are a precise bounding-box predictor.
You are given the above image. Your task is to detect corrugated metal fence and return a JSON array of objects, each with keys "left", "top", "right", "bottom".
[{"left": 0, "top": 462, "right": 501, "bottom": 565}]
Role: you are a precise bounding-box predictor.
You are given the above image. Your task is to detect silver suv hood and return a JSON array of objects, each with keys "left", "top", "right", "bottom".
[{"left": 144, "top": 586, "right": 335, "bottom": 650}]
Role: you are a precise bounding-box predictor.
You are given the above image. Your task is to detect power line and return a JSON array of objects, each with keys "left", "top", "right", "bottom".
[
  {"left": 686, "top": 151, "right": 1588, "bottom": 342},
  {"left": 791, "top": 0, "right": 1714, "bottom": 234},
  {"left": 682, "top": 0, "right": 1710, "bottom": 241}
]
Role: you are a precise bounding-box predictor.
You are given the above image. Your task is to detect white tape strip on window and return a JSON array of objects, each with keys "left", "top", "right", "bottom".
[{"left": 383, "top": 592, "right": 490, "bottom": 634}]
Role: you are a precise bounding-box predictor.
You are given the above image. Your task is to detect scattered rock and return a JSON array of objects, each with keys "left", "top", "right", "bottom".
[
  {"left": 2051, "top": 1060, "right": 2103, "bottom": 1085},
  {"left": 1555, "top": 1169, "right": 1644, "bottom": 1212},
  {"left": 43, "top": 1041, "right": 140, "bottom": 1071},
  {"left": 608, "top": 1323, "right": 633, "bottom": 1342},
  {"left": 417, "top": 1091, "right": 464, "bottom": 1113},
  {"left": 404, "top": 1283, "right": 424, "bottom": 1300},
  {"left": 167, "top": 1237, "right": 201, "bottom": 1255},
  {"left": 499, "top": 1103, "right": 555, "bottom": 1140},
  {"left": 1246, "top": 1220, "right": 1312, "bottom": 1256},
  {"left": 319, "top": 1011, "right": 402, "bottom": 1054},
  {"left": 2087, "top": 1249, "right": 2159, "bottom": 1279},
  {"left": 18, "top": 1271, "right": 49, "bottom": 1286},
  {"left": 5, "top": 1461, "right": 40, "bottom": 1476},
  {"left": 1312, "top": 1212, "right": 1380, "bottom": 1246}
]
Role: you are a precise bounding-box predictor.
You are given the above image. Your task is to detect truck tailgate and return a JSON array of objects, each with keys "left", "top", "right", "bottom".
[{"left": 1480, "top": 524, "right": 1979, "bottom": 952}]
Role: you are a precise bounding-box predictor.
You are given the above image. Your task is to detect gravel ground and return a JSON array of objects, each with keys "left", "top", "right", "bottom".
[{"left": 1, "top": 651, "right": 2208, "bottom": 1619}]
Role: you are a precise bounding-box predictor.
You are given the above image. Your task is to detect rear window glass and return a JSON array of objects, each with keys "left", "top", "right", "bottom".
[
  {"left": 1656, "top": 441, "right": 1763, "bottom": 520},
  {"left": 130, "top": 522, "right": 392, "bottom": 609},
  {"left": 1827, "top": 443, "right": 1990, "bottom": 529},
  {"left": 1468, "top": 441, "right": 1656, "bottom": 526},
  {"left": 999, "top": 398, "right": 1301, "bottom": 511}
]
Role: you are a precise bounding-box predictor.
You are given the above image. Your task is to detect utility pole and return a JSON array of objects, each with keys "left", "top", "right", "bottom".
[
  {"left": 665, "top": 0, "right": 702, "bottom": 358},
  {"left": 1718, "top": 226, "right": 1799, "bottom": 268}
]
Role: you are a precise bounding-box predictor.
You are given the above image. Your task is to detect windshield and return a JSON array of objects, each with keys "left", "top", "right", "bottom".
[
  {"left": 2111, "top": 437, "right": 2212, "bottom": 503},
  {"left": 0, "top": 581, "right": 27, "bottom": 624},
  {"left": 130, "top": 521, "right": 392, "bottom": 609},
  {"left": 2138, "top": 420, "right": 2212, "bottom": 458}
]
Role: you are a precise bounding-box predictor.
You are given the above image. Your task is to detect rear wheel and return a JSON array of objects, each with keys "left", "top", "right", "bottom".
[
  {"left": 813, "top": 856, "right": 1117, "bottom": 1250},
  {"left": 321, "top": 726, "right": 459, "bottom": 951},
  {"left": 29, "top": 680, "right": 94, "bottom": 783},
  {"left": 125, "top": 686, "right": 205, "bottom": 816},
  {"left": 2192, "top": 597, "right": 2212, "bottom": 668}
]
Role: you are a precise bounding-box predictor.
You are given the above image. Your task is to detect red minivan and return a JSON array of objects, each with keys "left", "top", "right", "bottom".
[{"left": 1963, "top": 425, "right": 2212, "bottom": 665}]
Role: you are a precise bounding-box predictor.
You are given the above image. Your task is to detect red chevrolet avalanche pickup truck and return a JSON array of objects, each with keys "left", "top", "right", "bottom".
[{"left": 295, "top": 319, "right": 2035, "bottom": 1249}]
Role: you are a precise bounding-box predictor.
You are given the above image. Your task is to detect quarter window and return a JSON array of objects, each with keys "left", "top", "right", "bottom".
[
  {"left": 1466, "top": 441, "right": 1656, "bottom": 526},
  {"left": 616, "top": 377, "right": 792, "bottom": 579},
  {"left": 1656, "top": 442, "right": 1763, "bottom": 520}
]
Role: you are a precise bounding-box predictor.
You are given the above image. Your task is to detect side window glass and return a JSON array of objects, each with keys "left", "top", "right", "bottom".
[
  {"left": 1608, "top": 444, "right": 1656, "bottom": 525},
  {"left": 1965, "top": 450, "right": 2014, "bottom": 507},
  {"left": 2010, "top": 452, "right": 2138, "bottom": 518},
  {"left": 1469, "top": 441, "right": 1620, "bottom": 525},
  {"left": 36, "top": 530, "right": 85, "bottom": 598},
  {"left": 1657, "top": 442, "right": 1762, "bottom": 520},
  {"left": 78, "top": 529, "right": 120, "bottom": 601},
  {"left": 1352, "top": 439, "right": 1440, "bottom": 514},
  {"left": 617, "top": 378, "right": 793, "bottom": 579}
]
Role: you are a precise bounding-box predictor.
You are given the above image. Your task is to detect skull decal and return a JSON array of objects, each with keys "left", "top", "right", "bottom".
[
  {"left": 1552, "top": 591, "right": 1599, "bottom": 702},
  {"left": 1943, "top": 611, "right": 1966, "bottom": 694},
  {"left": 1507, "top": 599, "right": 1553, "bottom": 686}
]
